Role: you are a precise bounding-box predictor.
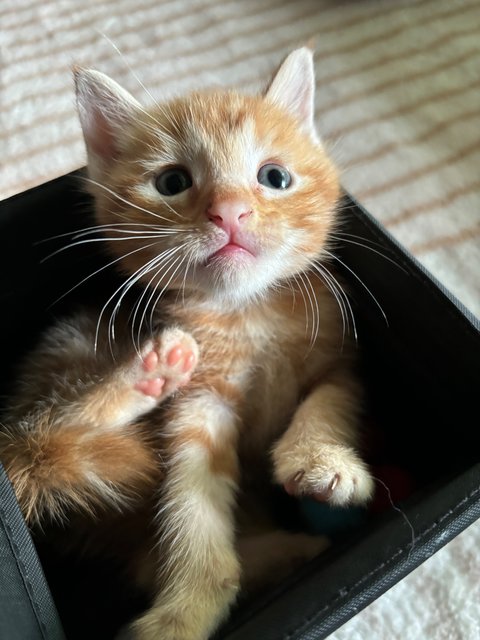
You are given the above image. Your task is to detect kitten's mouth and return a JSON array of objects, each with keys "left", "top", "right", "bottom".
[
  {"left": 205, "top": 236, "right": 256, "bottom": 265},
  {"left": 210, "top": 242, "right": 253, "bottom": 260}
]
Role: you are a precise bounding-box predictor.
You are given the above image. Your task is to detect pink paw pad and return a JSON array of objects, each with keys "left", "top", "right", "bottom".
[
  {"left": 133, "top": 330, "right": 198, "bottom": 400},
  {"left": 142, "top": 350, "right": 159, "bottom": 373},
  {"left": 166, "top": 345, "right": 196, "bottom": 376},
  {"left": 167, "top": 346, "right": 183, "bottom": 367},
  {"left": 134, "top": 377, "right": 165, "bottom": 398}
]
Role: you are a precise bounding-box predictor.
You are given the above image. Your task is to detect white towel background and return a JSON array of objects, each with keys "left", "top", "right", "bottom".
[{"left": 1, "top": 1, "right": 479, "bottom": 638}]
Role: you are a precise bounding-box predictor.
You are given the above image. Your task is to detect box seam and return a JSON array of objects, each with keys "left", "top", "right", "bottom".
[{"left": 281, "top": 481, "right": 480, "bottom": 640}]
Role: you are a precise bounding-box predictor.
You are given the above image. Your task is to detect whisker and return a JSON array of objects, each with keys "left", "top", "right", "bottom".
[
  {"left": 83, "top": 178, "right": 175, "bottom": 224},
  {"left": 324, "top": 250, "right": 389, "bottom": 327},
  {"left": 39, "top": 232, "right": 177, "bottom": 263},
  {"left": 311, "top": 261, "right": 358, "bottom": 344},
  {"left": 47, "top": 241, "right": 165, "bottom": 308},
  {"left": 300, "top": 270, "right": 320, "bottom": 350},
  {"left": 330, "top": 233, "right": 408, "bottom": 272},
  {"left": 96, "top": 178, "right": 185, "bottom": 221},
  {"left": 96, "top": 32, "right": 163, "bottom": 117},
  {"left": 37, "top": 221, "right": 176, "bottom": 244},
  {"left": 309, "top": 263, "right": 347, "bottom": 340},
  {"left": 131, "top": 245, "right": 187, "bottom": 352},
  {"left": 179, "top": 246, "right": 196, "bottom": 308},
  {"left": 107, "top": 246, "right": 185, "bottom": 355},
  {"left": 35, "top": 222, "right": 169, "bottom": 245},
  {"left": 73, "top": 227, "right": 177, "bottom": 239},
  {"left": 147, "top": 253, "right": 188, "bottom": 338},
  {"left": 292, "top": 273, "right": 311, "bottom": 342},
  {"left": 94, "top": 246, "right": 177, "bottom": 352}
]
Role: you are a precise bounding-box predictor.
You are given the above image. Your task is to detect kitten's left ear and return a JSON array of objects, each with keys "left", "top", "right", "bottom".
[
  {"left": 265, "top": 48, "right": 318, "bottom": 142},
  {"left": 74, "top": 66, "right": 142, "bottom": 176}
]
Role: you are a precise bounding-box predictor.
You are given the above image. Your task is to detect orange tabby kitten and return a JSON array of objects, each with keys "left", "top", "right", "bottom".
[{"left": 0, "top": 49, "right": 373, "bottom": 639}]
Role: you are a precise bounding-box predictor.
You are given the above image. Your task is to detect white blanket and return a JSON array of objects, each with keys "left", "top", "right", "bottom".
[{"left": 1, "top": 0, "right": 479, "bottom": 637}]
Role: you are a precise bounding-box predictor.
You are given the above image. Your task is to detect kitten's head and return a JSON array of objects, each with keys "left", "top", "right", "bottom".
[{"left": 75, "top": 48, "right": 339, "bottom": 310}]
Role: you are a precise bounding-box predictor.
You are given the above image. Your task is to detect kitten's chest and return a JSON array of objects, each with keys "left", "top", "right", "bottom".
[
  {"left": 178, "top": 305, "right": 305, "bottom": 436},
  {"left": 165, "top": 290, "right": 334, "bottom": 439}
]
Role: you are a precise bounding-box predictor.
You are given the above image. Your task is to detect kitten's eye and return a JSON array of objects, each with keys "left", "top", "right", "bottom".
[
  {"left": 155, "top": 168, "right": 192, "bottom": 196},
  {"left": 257, "top": 164, "right": 292, "bottom": 190}
]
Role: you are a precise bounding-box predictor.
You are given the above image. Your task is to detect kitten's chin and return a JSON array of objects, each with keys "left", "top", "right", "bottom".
[{"left": 190, "top": 255, "right": 272, "bottom": 310}]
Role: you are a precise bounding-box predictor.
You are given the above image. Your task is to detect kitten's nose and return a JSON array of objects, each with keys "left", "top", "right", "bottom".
[{"left": 206, "top": 200, "right": 252, "bottom": 233}]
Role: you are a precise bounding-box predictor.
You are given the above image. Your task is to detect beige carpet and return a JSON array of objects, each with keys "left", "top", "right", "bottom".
[{"left": 2, "top": 0, "right": 480, "bottom": 638}]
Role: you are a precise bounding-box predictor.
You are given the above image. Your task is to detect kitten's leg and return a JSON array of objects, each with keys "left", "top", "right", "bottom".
[
  {"left": 272, "top": 368, "right": 374, "bottom": 505},
  {"left": 63, "top": 326, "right": 199, "bottom": 429},
  {"left": 0, "top": 317, "right": 198, "bottom": 525},
  {"left": 130, "top": 390, "right": 241, "bottom": 640}
]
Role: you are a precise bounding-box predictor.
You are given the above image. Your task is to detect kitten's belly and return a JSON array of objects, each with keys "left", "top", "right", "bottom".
[{"left": 239, "top": 356, "right": 300, "bottom": 451}]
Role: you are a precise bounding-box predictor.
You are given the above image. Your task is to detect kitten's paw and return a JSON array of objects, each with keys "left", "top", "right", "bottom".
[
  {"left": 273, "top": 442, "right": 373, "bottom": 507},
  {"left": 129, "top": 606, "right": 213, "bottom": 640},
  {"left": 133, "top": 328, "right": 198, "bottom": 400}
]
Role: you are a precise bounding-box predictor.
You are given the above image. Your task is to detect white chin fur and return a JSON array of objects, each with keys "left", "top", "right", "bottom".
[
  {"left": 197, "top": 263, "right": 272, "bottom": 308},
  {"left": 191, "top": 251, "right": 301, "bottom": 309}
]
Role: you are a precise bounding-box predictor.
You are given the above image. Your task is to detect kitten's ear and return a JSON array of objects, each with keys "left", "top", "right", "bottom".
[
  {"left": 265, "top": 48, "right": 318, "bottom": 141},
  {"left": 74, "top": 67, "right": 142, "bottom": 173}
]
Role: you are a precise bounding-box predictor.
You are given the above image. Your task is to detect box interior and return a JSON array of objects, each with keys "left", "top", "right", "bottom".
[{"left": 0, "top": 173, "right": 478, "bottom": 639}]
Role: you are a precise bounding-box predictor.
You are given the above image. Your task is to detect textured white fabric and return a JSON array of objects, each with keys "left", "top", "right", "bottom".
[
  {"left": 332, "top": 521, "right": 480, "bottom": 640},
  {"left": 1, "top": 0, "right": 479, "bottom": 637}
]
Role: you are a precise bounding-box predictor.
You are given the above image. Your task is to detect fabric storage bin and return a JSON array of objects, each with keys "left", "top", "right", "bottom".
[{"left": 0, "top": 171, "right": 479, "bottom": 640}]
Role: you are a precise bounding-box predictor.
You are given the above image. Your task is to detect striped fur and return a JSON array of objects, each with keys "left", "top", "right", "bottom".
[
  {"left": 2, "top": 0, "right": 478, "bottom": 320},
  {"left": 0, "top": 48, "right": 375, "bottom": 639},
  {"left": 2, "top": 3, "right": 479, "bottom": 639}
]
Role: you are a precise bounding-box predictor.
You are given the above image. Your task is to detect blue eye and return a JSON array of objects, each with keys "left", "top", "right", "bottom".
[
  {"left": 155, "top": 168, "right": 192, "bottom": 196},
  {"left": 257, "top": 164, "right": 292, "bottom": 190}
]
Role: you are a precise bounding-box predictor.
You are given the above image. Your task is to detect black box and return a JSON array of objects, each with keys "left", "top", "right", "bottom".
[{"left": 0, "top": 172, "right": 479, "bottom": 640}]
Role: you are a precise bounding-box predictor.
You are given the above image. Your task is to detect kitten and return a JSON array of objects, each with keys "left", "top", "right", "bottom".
[{"left": 0, "top": 48, "right": 373, "bottom": 640}]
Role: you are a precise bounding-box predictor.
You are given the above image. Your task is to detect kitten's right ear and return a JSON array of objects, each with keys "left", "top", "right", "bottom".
[
  {"left": 265, "top": 48, "right": 318, "bottom": 142},
  {"left": 74, "top": 67, "right": 142, "bottom": 171}
]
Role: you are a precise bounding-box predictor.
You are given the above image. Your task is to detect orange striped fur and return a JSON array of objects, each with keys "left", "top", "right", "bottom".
[{"left": 1, "top": 49, "right": 373, "bottom": 640}]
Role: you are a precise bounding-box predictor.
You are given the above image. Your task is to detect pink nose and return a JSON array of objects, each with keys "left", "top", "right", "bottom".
[{"left": 207, "top": 200, "right": 252, "bottom": 233}]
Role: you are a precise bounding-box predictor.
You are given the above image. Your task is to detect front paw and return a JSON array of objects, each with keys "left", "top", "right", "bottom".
[
  {"left": 273, "top": 441, "right": 374, "bottom": 507},
  {"left": 132, "top": 328, "right": 199, "bottom": 400}
]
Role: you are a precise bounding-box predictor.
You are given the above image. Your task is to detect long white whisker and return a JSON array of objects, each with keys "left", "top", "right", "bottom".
[
  {"left": 298, "top": 270, "right": 319, "bottom": 350},
  {"left": 330, "top": 233, "right": 407, "bottom": 272},
  {"left": 48, "top": 241, "right": 165, "bottom": 308},
  {"left": 73, "top": 227, "right": 177, "bottom": 239},
  {"left": 40, "top": 232, "right": 179, "bottom": 262},
  {"left": 98, "top": 178, "right": 185, "bottom": 221},
  {"left": 36, "top": 222, "right": 173, "bottom": 244},
  {"left": 95, "top": 246, "right": 177, "bottom": 352},
  {"left": 144, "top": 250, "right": 189, "bottom": 338},
  {"left": 179, "top": 246, "right": 196, "bottom": 308},
  {"left": 147, "top": 253, "right": 188, "bottom": 333},
  {"left": 83, "top": 178, "right": 174, "bottom": 224},
  {"left": 132, "top": 245, "right": 187, "bottom": 352},
  {"left": 292, "top": 274, "right": 310, "bottom": 339},
  {"left": 310, "top": 261, "right": 357, "bottom": 344},
  {"left": 97, "top": 32, "right": 161, "bottom": 114},
  {"left": 95, "top": 31, "right": 186, "bottom": 152},
  {"left": 311, "top": 263, "right": 347, "bottom": 333},
  {"left": 324, "top": 250, "right": 389, "bottom": 326},
  {"left": 107, "top": 246, "right": 183, "bottom": 355}
]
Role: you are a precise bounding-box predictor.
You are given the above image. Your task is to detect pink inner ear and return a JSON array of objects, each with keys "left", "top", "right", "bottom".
[
  {"left": 265, "top": 49, "right": 317, "bottom": 139},
  {"left": 88, "top": 108, "right": 117, "bottom": 161}
]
